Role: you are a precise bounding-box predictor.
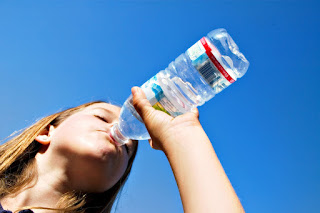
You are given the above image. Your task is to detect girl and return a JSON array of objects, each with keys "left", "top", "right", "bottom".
[{"left": 0, "top": 87, "right": 244, "bottom": 213}]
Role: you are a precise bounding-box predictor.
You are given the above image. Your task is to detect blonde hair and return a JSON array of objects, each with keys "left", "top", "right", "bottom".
[{"left": 0, "top": 101, "right": 138, "bottom": 213}]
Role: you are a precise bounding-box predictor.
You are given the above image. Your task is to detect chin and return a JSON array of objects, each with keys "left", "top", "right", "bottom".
[{"left": 80, "top": 142, "right": 117, "bottom": 162}]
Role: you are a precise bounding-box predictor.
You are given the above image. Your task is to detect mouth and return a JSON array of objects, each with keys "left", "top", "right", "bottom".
[
  {"left": 97, "top": 130, "right": 122, "bottom": 146},
  {"left": 108, "top": 132, "right": 122, "bottom": 146}
]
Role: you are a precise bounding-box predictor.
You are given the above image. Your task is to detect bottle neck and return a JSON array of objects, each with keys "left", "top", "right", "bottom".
[{"left": 110, "top": 123, "right": 129, "bottom": 145}]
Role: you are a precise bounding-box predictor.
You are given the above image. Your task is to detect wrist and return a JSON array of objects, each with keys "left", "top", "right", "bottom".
[{"left": 160, "top": 125, "right": 209, "bottom": 156}]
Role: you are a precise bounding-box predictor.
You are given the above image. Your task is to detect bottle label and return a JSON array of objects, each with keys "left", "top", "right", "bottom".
[
  {"left": 141, "top": 75, "right": 164, "bottom": 105},
  {"left": 156, "top": 96, "right": 183, "bottom": 117},
  {"left": 186, "top": 37, "right": 235, "bottom": 93},
  {"left": 141, "top": 75, "right": 183, "bottom": 117}
]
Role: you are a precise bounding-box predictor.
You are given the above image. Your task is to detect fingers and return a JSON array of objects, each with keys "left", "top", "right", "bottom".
[
  {"left": 131, "top": 87, "right": 154, "bottom": 123},
  {"left": 191, "top": 107, "right": 200, "bottom": 119}
]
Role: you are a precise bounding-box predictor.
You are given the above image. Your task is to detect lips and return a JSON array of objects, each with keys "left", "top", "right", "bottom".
[
  {"left": 108, "top": 132, "right": 122, "bottom": 146},
  {"left": 97, "top": 130, "right": 121, "bottom": 146}
]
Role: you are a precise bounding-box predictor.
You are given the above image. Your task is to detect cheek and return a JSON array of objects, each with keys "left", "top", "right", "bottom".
[
  {"left": 52, "top": 128, "right": 114, "bottom": 160},
  {"left": 51, "top": 121, "right": 129, "bottom": 170},
  {"left": 53, "top": 116, "right": 91, "bottom": 144}
]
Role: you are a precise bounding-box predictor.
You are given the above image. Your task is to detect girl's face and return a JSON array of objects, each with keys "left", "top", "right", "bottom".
[{"left": 43, "top": 103, "right": 137, "bottom": 193}]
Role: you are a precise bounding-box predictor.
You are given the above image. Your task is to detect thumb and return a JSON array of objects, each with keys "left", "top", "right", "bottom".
[{"left": 131, "top": 87, "right": 155, "bottom": 122}]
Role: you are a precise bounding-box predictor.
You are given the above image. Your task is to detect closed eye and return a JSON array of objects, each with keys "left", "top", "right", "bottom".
[{"left": 94, "top": 115, "right": 108, "bottom": 123}]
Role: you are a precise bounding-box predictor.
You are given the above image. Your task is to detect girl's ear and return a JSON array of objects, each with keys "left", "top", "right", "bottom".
[{"left": 35, "top": 125, "right": 55, "bottom": 145}]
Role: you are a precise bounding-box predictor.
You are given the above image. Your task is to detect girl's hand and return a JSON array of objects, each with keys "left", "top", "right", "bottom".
[
  {"left": 131, "top": 86, "right": 201, "bottom": 151},
  {"left": 132, "top": 86, "right": 245, "bottom": 213}
]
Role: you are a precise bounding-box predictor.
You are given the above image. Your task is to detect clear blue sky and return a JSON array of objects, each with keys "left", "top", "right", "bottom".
[{"left": 0, "top": 0, "right": 319, "bottom": 212}]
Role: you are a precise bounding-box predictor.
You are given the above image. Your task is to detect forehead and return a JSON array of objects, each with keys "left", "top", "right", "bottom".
[{"left": 83, "top": 103, "right": 121, "bottom": 115}]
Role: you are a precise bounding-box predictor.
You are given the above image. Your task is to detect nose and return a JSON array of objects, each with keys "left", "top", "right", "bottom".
[{"left": 105, "top": 122, "right": 116, "bottom": 130}]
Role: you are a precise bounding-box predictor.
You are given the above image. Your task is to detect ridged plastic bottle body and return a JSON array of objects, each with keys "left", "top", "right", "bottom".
[
  {"left": 111, "top": 28, "right": 249, "bottom": 145},
  {"left": 111, "top": 53, "right": 214, "bottom": 143}
]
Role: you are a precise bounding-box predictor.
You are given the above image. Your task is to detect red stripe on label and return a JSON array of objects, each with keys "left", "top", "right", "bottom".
[{"left": 200, "top": 37, "right": 235, "bottom": 83}]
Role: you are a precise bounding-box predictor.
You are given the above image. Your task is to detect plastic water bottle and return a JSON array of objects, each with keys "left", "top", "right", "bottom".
[{"left": 111, "top": 28, "right": 249, "bottom": 145}]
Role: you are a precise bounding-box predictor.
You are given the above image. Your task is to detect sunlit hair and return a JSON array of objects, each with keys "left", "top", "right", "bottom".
[{"left": 0, "top": 101, "right": 138, "bottom": 213}]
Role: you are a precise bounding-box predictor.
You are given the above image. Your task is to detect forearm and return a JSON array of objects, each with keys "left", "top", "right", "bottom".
[{"left": 163, "top": 126, "right": 245, "bottom": 213}]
